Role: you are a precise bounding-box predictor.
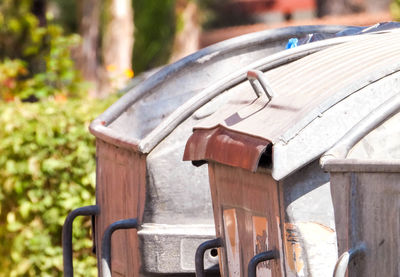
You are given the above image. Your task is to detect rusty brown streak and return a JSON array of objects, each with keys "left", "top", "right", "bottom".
[{"left": 183, "top": 126, "right": 271, "bottom": 172}]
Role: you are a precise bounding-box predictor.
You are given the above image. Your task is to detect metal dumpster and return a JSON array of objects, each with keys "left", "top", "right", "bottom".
[
  {"left": 321, "top": 94, "right": 400, "bottom": 277},
  {"left": 62, "top": 25, "right": 350, "bottom": 277},
  {"left": 183, "top": 29, "right": 400, "bottom": 276}
]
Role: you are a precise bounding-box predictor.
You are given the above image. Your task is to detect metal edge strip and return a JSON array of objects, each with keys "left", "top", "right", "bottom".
[
  {"left": 90, "top": 119, "right": 140, "bottom": 151},
  {"left": 322, "top": 159, "right": 400, "bottom": 172}
]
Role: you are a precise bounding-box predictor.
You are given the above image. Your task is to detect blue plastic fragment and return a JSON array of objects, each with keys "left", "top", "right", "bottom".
[{"left": 286, "top": 38, "right": 298, "bottom": 49}]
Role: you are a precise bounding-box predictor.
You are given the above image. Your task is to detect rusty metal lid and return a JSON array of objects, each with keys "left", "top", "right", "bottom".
[{"left": 184, "top": 29, "right": 400, "bottom": 180}]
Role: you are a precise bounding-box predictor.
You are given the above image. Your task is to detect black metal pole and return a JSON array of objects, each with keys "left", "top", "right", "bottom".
[
  {"left": 101, "top": 218, "right": 138, "bottom": 277},
  {"left": 195, "top": 238, "right": 223, "bottom": 277},
  {"left": 62, "top": 205, "right": 100, "bottom": 277},
  {"left": 248, "top": 250, "right": 279, "bottom": 277}
]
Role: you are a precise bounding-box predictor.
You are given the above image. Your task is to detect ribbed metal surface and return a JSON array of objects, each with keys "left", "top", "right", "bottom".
[{"left": 185, "top": 30, "right": 400, "bottom": 171}]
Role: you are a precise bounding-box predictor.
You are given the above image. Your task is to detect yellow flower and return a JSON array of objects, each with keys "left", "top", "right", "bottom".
[{"left": 124, "top": 68, "right": 134, "bottom": 78}]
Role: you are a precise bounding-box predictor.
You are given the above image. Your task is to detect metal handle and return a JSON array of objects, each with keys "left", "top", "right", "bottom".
[
  {"left": 195, "top": 237, "right": 223, "bottom": 277},
  {"left": 333, "top": 243, "right": 366, "bottom": 277},
  {"left": 62, "top": 205, "right": 100, "bottom": 277},
  {"left": 248, "top": 250, "right": 279, "bottom": 277},
  {"left": 101, "top": 218, "right": 138, "bottom": 277},
  {"left": 247, "top": 70, "right": 275, "bottom": 100},
  {"left": 91, "top": 214, "right": 97, "bottom": 254}
]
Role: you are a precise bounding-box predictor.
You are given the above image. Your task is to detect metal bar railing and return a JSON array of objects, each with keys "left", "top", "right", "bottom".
[
  {"left": 195, "top": 238, "right": 223, "bottom": 277},
  {"left": 101, "top": 218, "right": 138, "bottom": 277},
  {"left": 248, "top": 250, "right": 279, "bottom": 277},
  {"left": 63, "top": 205, "right": 100, "bottom": 277}
]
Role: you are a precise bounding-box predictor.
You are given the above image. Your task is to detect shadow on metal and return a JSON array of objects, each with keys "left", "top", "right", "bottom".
[
  {"left": 62, "top": 205, "right": 100, "bottom": 277},
  {"left": 195, "top": 238, "right": 223, "bottom": 277},
  {"left": 248, "top": 250, "right": 279, "bottom": 277},
  {"left": 101, "top": 218, "right": 138, "bottom": 277}
]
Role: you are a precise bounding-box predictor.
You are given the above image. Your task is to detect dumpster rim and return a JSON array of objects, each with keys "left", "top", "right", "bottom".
[
  {"left": 321, "top": 93, "right": 400, "bottom": 170},
  {"left": 322, "top": 159, "right": 400, "bottom": 172}
]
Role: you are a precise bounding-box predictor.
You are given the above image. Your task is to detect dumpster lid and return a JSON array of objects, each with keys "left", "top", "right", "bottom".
[
  {"left": 89, "top": 25, "right": 351, "bottom": 153},
  {"left": 184, "top": 29, "right": 400, "bottom": 180}
]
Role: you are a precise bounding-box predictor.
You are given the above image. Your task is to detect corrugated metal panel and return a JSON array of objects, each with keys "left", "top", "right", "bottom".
[{"left": 184, "top": 30, "right": 400, "bottom": 173}]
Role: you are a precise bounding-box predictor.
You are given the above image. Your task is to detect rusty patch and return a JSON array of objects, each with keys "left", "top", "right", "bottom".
[
  {"left": 284, "top": 223, "right": 304, "bottom": 274},
  {"left": 253, "top": 216, "right": 268, "bottom": 254},
  {"left": 252, "top": 216, "right": 272, "bottom": 275},
  {"left": 183, "top": 126, "right": 271, "bottom": 172}
]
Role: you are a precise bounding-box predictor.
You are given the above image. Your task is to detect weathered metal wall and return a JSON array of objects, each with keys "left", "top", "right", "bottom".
[
  {"left": 329, "top": 169, "right": 400, "bottom": 276},
  {"left": 95, "top": 139, "right": 146, "bottom": 276},
  {"left": 207, "top": 162, "right": 283, "bottom": 277},
  {"left": 321, "top": 95, "right": 400, "bottom": 277}
]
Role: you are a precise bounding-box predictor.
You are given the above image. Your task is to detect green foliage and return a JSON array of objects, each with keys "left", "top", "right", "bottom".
[
  {"left": 49, "top": 0, "right": 79, "bottom": 34},
  {"left": 0, "top": 59, "right": 28, "bottom": 101},
  {"left": 0, "top": 0, "right": 88, "bottom": 101},
  {"left": 0, "top": 0, "right": 43, "bottom": 61},
  {"left": 132, "top": 0, "right": 176, "bottom": 73},
  {"left": 391, "top": 0, "right": 400, "bottom": 21},
  {"left": 0, "top": 96, "right": 118, "bottom": 276},
  {"left": 19, "top": 25, "right": 87, "bottom": 100}
]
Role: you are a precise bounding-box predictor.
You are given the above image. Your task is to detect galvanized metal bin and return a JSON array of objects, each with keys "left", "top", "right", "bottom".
[
  {"left": 321, "top": 94, "right": 400, "bottom": 277},
  {"left": 62, "top": 25, "right": 349, "bottom": 277},
  {"left": 184, "top": 29, "right": 400, "bottom": 276}
]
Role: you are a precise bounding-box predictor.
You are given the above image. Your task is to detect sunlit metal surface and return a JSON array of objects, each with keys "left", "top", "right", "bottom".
[{"left": 90, "top": 26, "right": 349, "bottom": 275}]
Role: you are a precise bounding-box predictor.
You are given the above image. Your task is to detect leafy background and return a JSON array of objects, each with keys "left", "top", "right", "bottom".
[
  {"left": 0, "top": 0, "right": 399, "bottom": 276},
  {"left": 0, "top": 98, "right": 117, "bottom": 277},
  {"left": 0, "top": 1, "right": 118, "bottom": 276}
]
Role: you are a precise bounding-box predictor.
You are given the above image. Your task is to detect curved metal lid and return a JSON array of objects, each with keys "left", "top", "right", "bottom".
[
  {"left": 321, "top": 93, "right": 400, "bottom": 173},
  {"left": 184, "top": 29, "right": 400, "bottom": 179},
  {"left": 89, "top": 25, "right": 348, "bottom": 152}
]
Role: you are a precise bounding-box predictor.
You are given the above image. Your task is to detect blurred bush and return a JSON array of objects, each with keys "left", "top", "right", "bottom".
[
  {"left": 0, "top": 97, "right": 117, "bottom": 276},
  {"left": 132, "top": 0, "right": 176, "bottom": 73},
  {"left": 0, "top": 0, "right": 87, "bottom": 101},
  {"left": 0, "top": 0, "right": 42, "bottom": 61},
  {"left": 0, "top": 1, "right": 123, "bottom": 276}
]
